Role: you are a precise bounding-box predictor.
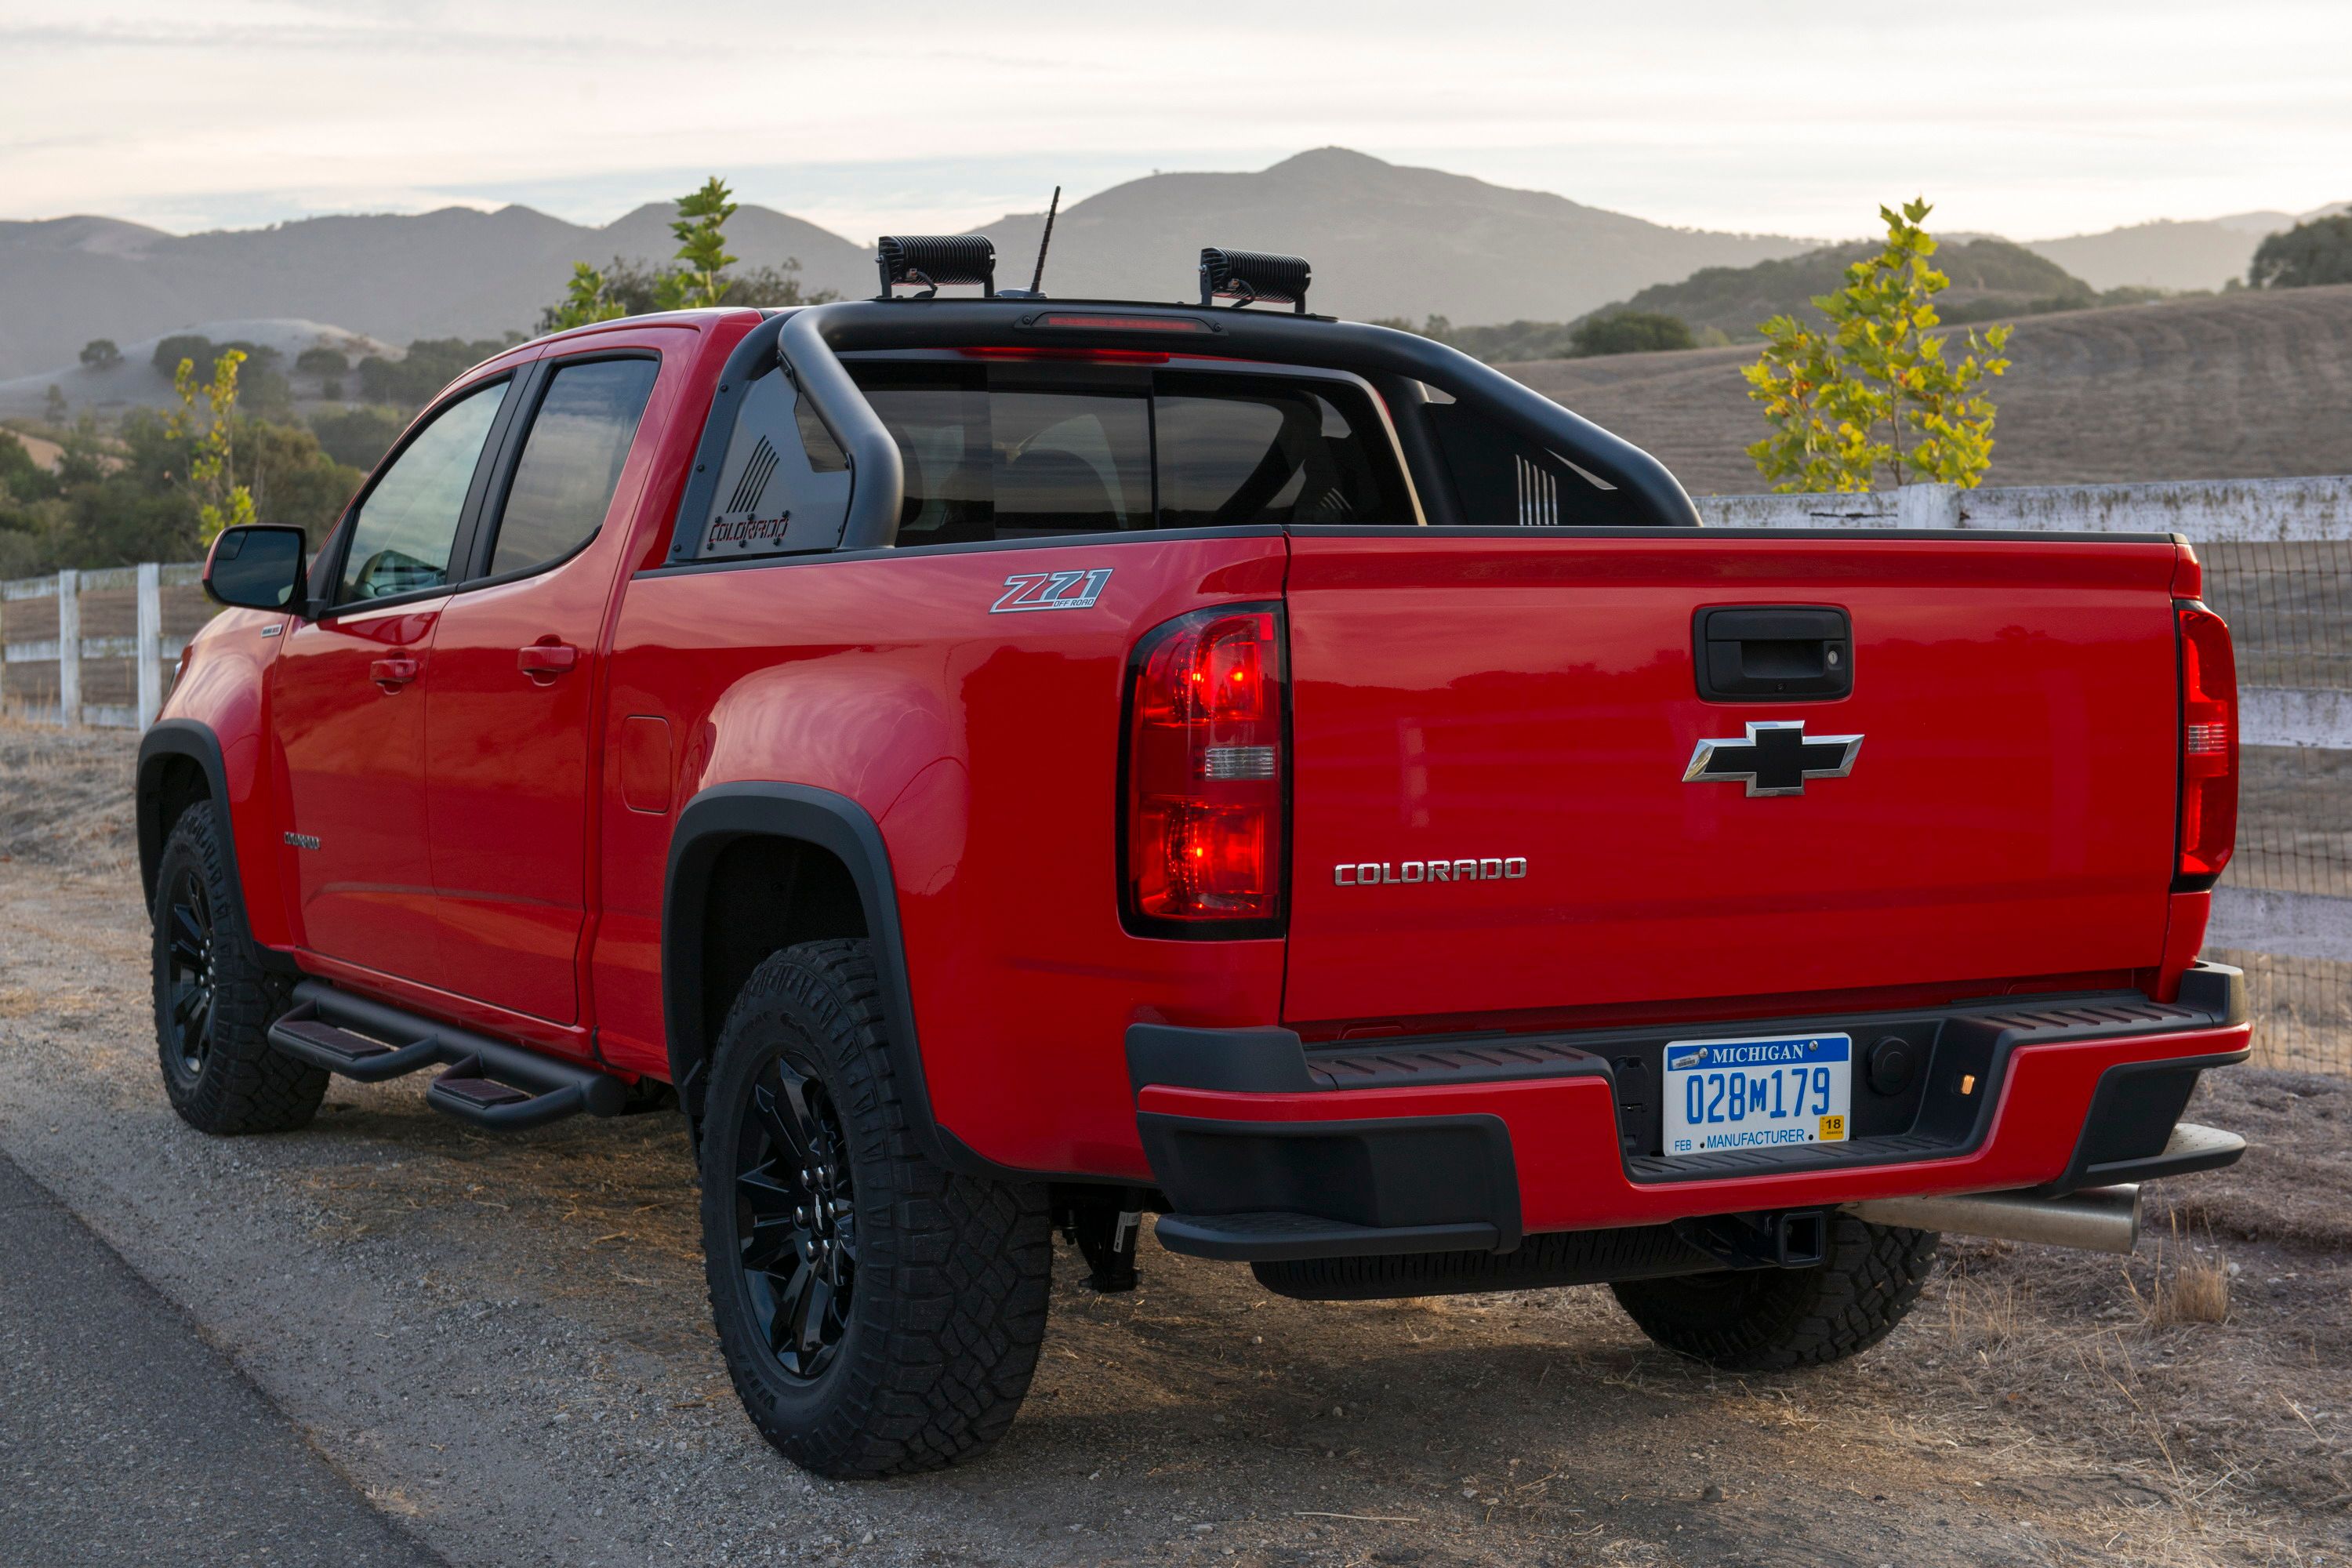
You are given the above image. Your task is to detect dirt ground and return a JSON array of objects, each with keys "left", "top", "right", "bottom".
[{"left": 2, "top": 716, "right": 2347, "bottom": 1567}]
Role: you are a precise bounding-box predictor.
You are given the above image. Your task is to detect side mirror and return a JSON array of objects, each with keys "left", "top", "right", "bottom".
[{"left": 203, "top": 524, "right": 309, "bottom": 612}]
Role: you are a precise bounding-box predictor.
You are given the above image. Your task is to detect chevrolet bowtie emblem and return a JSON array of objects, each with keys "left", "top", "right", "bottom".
[{"left": 1684, "top": 720, "right": 1863, "bottom": 797}]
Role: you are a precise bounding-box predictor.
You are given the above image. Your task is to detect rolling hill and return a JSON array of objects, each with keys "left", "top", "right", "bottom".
[
  {"left": 0, "top": 150, "right": 1822, "bottom": 380},
  {"left": 0, "top": 319, "right": 398, "bottom": 421},
  {"left": 2023, "top": 203, "right": 2350, "bottom": 292},
  {"left": 1505, "top": 284, "right": 2352, "bottom": 495},
  {"left": 1587, "top": 237, "right": 2106, "bottom": 342},
  {"left": 0, "top": 204, "right": 878, "bottom": 382}
]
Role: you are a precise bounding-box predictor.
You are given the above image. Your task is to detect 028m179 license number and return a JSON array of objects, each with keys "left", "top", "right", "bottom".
[{"left": 1661, "top": 1033, "right": 1852, "bottom": 1157}]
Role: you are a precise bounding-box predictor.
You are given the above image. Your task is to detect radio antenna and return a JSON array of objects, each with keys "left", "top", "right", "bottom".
[{"left": 1028, "top": 185, "right": 1062, "bottom": 294}]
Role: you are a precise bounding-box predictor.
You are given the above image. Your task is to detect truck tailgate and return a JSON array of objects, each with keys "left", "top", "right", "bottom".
[{"left": 1281, "top": 530, "right": 2183, "bottom": 1028}]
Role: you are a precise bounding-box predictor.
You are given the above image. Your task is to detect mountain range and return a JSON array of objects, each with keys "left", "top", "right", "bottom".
[
  {"left": 0, "top": 148, "right": 2339, "bottom": 382},
  {"left": 2027, "top": 205, "right": 2349, "bottom": 292}
]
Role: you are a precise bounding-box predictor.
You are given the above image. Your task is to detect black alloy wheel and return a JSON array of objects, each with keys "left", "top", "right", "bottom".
[
  {"left": 161, "top": 862, "right": 219, "bottom": 1083},
  {"left": 699, "top": 939, "right": 1052, "bottom": 1477},
  {"left": 735, "top": 1058, "right": 857, "bottom": 1380},
  {"left": 149, "top": 805, "right": 325, "bottom": 1134}
]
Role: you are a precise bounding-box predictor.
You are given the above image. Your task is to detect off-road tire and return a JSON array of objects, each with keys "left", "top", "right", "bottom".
[
  {"left": 151, "top": 807, "right": 325, "bottom": 1134},
  {"left": 1610, "top": 1216, "right": 1939, "bottom": 1370},
  {"left": 699, "top": 939, "right": 1053, "bottom": 1479}
]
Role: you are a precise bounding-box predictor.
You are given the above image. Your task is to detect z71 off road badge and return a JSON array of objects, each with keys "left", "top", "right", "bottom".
[
  {"left": 1684, "top": 720, "right": 1862, "bottom": 797},
  {"left": 992, "top": 568, "right": 1112, "bottom": 613}
]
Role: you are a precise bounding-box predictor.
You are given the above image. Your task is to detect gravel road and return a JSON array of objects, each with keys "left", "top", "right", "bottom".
[{"left": 1, "top": 723, "right": 2346, "bottom": 1567}]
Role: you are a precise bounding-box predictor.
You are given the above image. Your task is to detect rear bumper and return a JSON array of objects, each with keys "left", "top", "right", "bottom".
[{"left": 1132, "top": 964, "right": 2251, "bottom": 1262}]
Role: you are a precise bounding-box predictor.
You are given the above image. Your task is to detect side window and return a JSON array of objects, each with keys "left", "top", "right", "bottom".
[
  {"left": 1424, "top": 402, "right": 1634, "bottom": 527},
  {"left": 487, "top": 358, "right": 660, "bottom": 578},
  {"left": 338, "top": 381, "right": 508, "bottom": 603}
]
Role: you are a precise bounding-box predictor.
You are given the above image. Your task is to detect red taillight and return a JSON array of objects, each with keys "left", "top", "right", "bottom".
[
  {"left": 1123, "top": 605, "right": 1286, "bottom": 931},
  {"left": 2176, "top": 602, "right": 2238, "bottom": 887}
]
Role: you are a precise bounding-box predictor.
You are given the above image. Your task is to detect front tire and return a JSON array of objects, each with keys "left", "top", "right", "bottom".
[
  {"left": 1611, "top": 1216, "right": 1938, "bottom": 1370},
  {"left": 151, "top": 807, "right": 325, "bottom": 1135},
  {"left": 699, "top": 940, "right": 1052, "bottom": 1478}
]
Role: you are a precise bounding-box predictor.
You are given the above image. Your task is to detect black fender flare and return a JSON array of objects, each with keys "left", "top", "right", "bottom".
[
  {"left": 662, "top": 781, "right": 990, "bottom": 1176},
  {"left": 136, "top": 719, "right": 238, "bottom": 908}
]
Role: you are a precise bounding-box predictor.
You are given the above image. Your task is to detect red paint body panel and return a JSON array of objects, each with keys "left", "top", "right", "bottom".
[
  {"left": 421, "top": 327, "right": 696, "bottom": 1029},
  {"left": 270, "top": 598, "right": 446, "bottom": 978},
  {"left": 1282, "top": 532, "right": 2183, "bottom": 1027},
  {"left": 1138, "top": 1019, "right": 2249, "bottom": 1232},
  {"left": 597, "top": 533, "right": 1291, "bottom": 1174},
  {"left": 163, "top": 605, "right": 296, "bottom": 948}
]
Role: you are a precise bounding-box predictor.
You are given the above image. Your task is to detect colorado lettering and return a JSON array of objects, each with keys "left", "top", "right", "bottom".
[{"left": 1333, "top": 857, "right": 1529, "bottom": 886}]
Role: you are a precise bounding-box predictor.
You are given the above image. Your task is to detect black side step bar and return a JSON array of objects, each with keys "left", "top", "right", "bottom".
[{"left": 268, "top": 980, "right": 627, "bottom": 1131}]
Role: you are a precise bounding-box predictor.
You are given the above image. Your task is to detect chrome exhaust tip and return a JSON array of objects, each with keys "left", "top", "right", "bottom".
[{"left": 1848, "top": 1184, "right": 2142, "bottom": 1255}]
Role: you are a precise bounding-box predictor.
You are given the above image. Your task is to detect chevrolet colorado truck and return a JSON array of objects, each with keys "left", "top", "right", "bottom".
[{"left": 143, "top": 241, "right": 2249, "bottom": 1479}]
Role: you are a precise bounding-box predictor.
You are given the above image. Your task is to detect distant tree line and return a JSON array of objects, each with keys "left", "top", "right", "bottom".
[
  {"left": 1371, "top": 310, "right": 1702, "bottom": 364},
  {"left": 0, "top": 408, "right": 362, "bottom": 579},
  {"left": 2250, "top": 214, "right": 2352, "bottom": 289}
]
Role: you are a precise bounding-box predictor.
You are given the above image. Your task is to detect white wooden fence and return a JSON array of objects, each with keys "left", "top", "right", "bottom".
[{"left": 0, "top": 562, "right": 207, "bottom": 730}]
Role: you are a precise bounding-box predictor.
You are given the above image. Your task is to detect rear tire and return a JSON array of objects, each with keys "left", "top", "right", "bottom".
[
  {"left": 1611, "top": 1216, "right": 1938, "bottom": 1370},
  {"left": 150, "top": 807, "right": 325, "bottom": 1135},
  {"left": 699, "top": 939, "right": 1052, "bottom": 1478}
]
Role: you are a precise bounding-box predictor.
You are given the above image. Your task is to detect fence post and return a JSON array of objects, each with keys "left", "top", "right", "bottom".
[
  {"left": 1895, "top": 482, "right": 1958, "bottom": 529},
  {"left": 136, "top": 561, "right": 162, "bottom": 730},
  {"left": 56, "top": 568, "right": 80, "bottom": 728}
]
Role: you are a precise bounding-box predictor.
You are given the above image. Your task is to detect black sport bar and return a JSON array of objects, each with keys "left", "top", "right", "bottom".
[{"left": 670, "top": 299, "right": 1703, "bottom": 561}]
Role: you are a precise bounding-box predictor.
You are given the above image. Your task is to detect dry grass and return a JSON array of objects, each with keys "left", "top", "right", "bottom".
[
  {"left": 2130, "top": 1218, "right": 2235, "bottom": 1328},
  {"left": 1506, "top": 283, "right": 2352, "bottom": 494},
  {"left": 0, "top": 712, "right": 136, "bottom": 877},
  {"left": 2149, "top": 1254, "right": 2234, "bottom": 1328}
]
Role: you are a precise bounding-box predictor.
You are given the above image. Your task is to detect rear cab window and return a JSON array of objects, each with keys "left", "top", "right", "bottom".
[{"left": 691, "top": 355, "right": 1414, "bottom": 558}]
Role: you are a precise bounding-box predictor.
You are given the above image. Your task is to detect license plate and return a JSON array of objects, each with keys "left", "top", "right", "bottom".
[{"left": 1662, "top": 1033, "right": 1852, "bottom": 1157}]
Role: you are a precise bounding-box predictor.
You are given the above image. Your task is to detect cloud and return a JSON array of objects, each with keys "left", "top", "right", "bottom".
[{"left": 3, "top": 0, "right": 2347, "bottom": 241}]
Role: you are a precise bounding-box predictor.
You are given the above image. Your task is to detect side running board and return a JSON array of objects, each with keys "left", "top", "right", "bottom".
[{"left": 267, "top": 980, "right": 627, "bottom": 1131}]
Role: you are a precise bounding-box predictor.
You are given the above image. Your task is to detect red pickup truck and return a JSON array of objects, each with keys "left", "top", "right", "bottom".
[{"left": 143, "top": 242, "right": 2249, "bottom": 1479}]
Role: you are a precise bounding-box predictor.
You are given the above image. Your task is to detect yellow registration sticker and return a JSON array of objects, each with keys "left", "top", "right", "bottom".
[{"left": 1818, "top": 1114, "right": 1848, "bottom": 1142}]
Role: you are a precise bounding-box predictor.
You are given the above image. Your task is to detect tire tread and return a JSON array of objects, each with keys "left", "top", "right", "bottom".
[
  {"left": 152, "top": 808, "right": 325, "bottom": 1135},
  {"left": 702, "top": 939, "right": 1051, "bottom": 1478},
  {"left": 1611, "top": 1216, "right": 1937, "bottom": 1371}
]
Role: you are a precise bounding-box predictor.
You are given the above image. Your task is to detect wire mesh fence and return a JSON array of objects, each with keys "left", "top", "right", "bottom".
[{"left": 2198, "top": 539, "right": 2352, "bottom": 1073}]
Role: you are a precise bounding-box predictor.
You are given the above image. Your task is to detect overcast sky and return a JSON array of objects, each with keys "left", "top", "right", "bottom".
[{"left": 6, "top": 0, "right": 2349, "bottom": 244}]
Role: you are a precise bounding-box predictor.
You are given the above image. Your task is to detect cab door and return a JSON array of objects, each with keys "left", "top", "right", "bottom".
[
  {"left": 273, "top": 375, "right": 518, "bottom": 978},
  {"left": 421, "top": 347, "right": 668, "bottom": 1026}
]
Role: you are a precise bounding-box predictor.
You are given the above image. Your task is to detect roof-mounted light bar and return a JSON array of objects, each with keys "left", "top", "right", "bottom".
[
  {"left": 877, "top": 234, "right": 996, "bottom": 299},
  {"left": 1198, "top": 247, "right": 1312, "bottom": 314}
]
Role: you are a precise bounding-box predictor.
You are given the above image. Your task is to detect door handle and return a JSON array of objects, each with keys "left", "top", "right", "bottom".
[
  {"left": 1695, "top": 606, "right": 1852, "bottom": 701},
  {"left": 517, "top": 641, "right": 579, "bottom": 679},
  {"left": 369, "top": 656, "right": 420, "bottom": 691}
]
